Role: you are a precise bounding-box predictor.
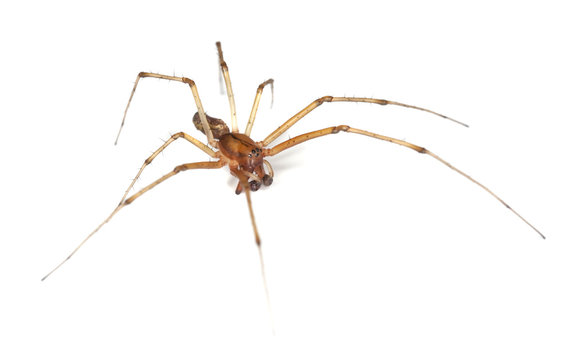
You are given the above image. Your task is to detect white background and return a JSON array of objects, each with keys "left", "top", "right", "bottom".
[{"left": 1, "top": 1, "right": 571, "bottom": 359}]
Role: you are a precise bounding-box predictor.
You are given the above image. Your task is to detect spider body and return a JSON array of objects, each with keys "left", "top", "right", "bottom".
[
  {"left": 191, "top": 110, "right": 270, "bottom": 194},
  {"left": 42, "top": 42, "right": 543, "bottom": 290}
]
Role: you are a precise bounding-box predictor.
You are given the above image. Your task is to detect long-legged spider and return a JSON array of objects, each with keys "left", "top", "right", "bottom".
[{"left": 42, "top": 43, "right": 544, "bottom": 295}]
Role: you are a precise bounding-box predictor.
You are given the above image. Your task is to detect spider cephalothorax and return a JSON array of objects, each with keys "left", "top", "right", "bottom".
[
  {"left": 217, "top": 132, "right": 271, "bottom": 194},
  {"left": 193, "top": 111, "right": 272, "bottom": 194}
]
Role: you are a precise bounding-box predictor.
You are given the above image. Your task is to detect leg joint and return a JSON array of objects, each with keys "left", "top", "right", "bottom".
[
  {"left": 171, "top": 131, "right": 185, "bottom": 139},
  {"left": 317, "top": 96, "right": 334, "bottom": 105},
  {"left": 182, "top": 77, "right": 195, "bottom": 86},
  {"left": 332, "top": 125, "right": 350, "bottom": 134}
]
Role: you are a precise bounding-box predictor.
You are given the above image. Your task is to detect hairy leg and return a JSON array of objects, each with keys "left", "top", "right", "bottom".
[
  {"left": 265, "top": 125, "right": 545, "bottom": 239},
  {"left": 216, "top": 42, "right": 239, "bottom": 133},
  {"left": 42, "top": 160, "right": 224, "bottom": 281},
  {"left": 115, "top": 72, "right": 216, "bottom": 147},
  {"left": 245, "top": 79, "right": 274, "bottom": 137},
  {"left": 262, "top": 96, "right": 467, "bottom": 146}
]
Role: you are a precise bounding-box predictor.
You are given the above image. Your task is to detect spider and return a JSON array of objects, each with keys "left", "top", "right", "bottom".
[{"left": 42, "top": 42, "right": 544, "bottom": 290}]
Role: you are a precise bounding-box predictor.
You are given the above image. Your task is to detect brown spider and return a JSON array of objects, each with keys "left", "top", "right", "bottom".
[{"left": 42, "top": 42, "right": 544, "bottom": 289}]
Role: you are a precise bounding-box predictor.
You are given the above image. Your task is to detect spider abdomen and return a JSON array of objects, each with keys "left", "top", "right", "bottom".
[{"left": 192, "top": 112, "right": 230, "bottom": 140}]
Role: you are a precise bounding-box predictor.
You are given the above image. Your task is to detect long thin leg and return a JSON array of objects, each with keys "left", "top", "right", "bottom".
[
  {"left": 233, "top": 169, "right": 273, "bottom": 331},
  {"left": 264, "top": 126, "right": 545, "bottom": 239},
  {"left": 262, "top": 96, "right": 468, "bottom": 146},
  {"left": 42, "top": 160, "right": 225, "bottom": 281},
  {"left": 119, "top": 132, "right": 217, "bottom": 205},
  {"left": 233, "top": 169, "right": 262, "bottom": 246},
  {"left": 216, "top": 42, "right": 239, "bottom": 133},
  {"left": 245, "top": 79, "right": 274, "bottom": 137},
  {"left": 115, "top": 72, "right": 216, "bottom": 147}
]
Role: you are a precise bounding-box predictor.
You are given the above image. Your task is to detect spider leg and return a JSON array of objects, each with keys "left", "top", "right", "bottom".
[
  {"left": 115, "top": 72, "right": 216, "bottom": 147},
  {"left": 41, "top": 160, "right": 224, "bottom": 281},
  {"left": 262, "top": 96, "right": 468, "bottom": 146},
  {"left": 264, "top": 126, "right": 545, "bottom": 239},
  {"left": 118, "top": 132, "right": 217, "bottom": 205},
  {"left": 233, "top": 169, "right": 262, "bottom": 246},
  {"left": 245, "top": 79, "right": 274, "bottom": 137},
  {"left": 233, "top": 169, "right": 273, "bottom": 330},
  {"left": 216, "top": 42, "right": 239, "bottom": 133}
]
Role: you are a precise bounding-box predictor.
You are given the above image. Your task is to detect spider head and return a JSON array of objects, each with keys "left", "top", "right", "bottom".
[
  {"left": 218, "top": 133, "right": 264, "bottom": 172},
  {"left": 245, "top": 147, "right": 264, "bottom": 171}
]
